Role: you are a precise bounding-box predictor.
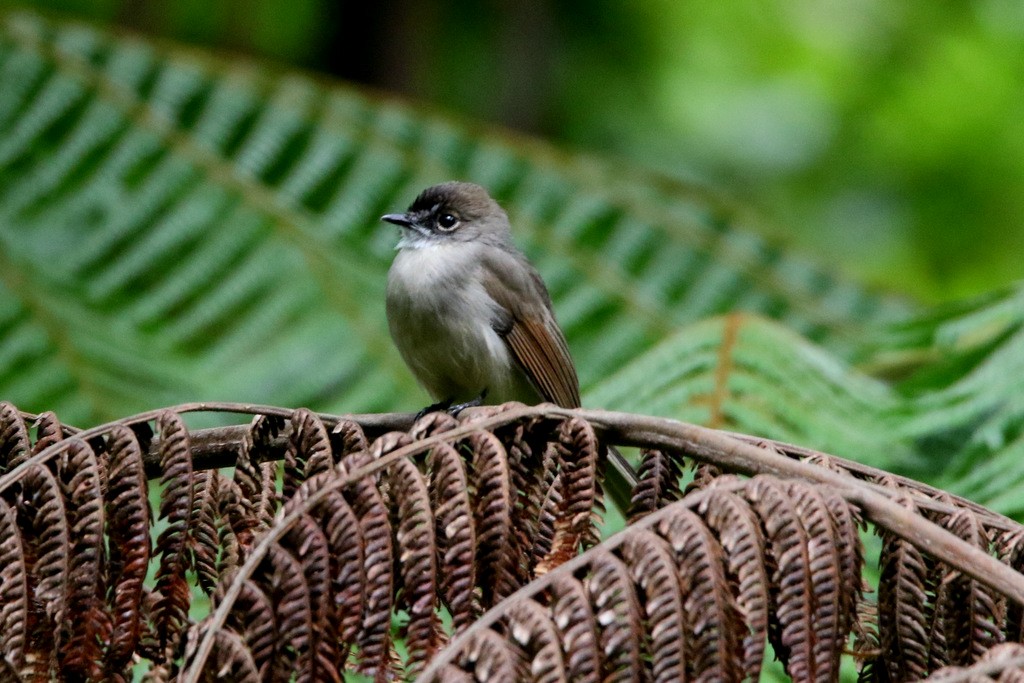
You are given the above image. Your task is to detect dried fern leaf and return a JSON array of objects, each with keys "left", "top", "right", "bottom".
[
  {"left": 506, "top": 599, "right": 569, "bottom": 683},
  {"left": 190, "top": 469, "right": 221, "bottom": 594},
  {"left": 386, "top": 455, "right": 443, "bottom": 674},
  {"left": 0, "top": 497, "right": 28, "bottom": 672},
  {"left": 467, "top": 430, "right": 519, "bottom": 602},
  {"left": 56, "top": 438, "right": 107, "bottom": 680},
  {"left": 185, "top": 628, "right": 261, "bottom": 683},
  {"left": 0, "top": 402, "right": 30, "bottom": 473},
  {"left": 257, "top": 543, "right": 313, "bottom": 681},
  {"left": 925, "top": 642, "right": 1024, "bottom": 682},
  {"left": 281, "top": 514, "right": 339, "bottom": 683},
  {"left": 620, "top": 529, "right": 687, "bottom": 682},
  {"left": 152, "top": 412, "right": 194, "bottom": 657},
  {"left": 698, "top": 484, "right": 769, "bottom": 679},
  {"left": 219, "top": 577, "right": 277, "bottom": 679},
  {"left": 103, "top": 425, "right": 151, "bottom": 671},
  {"left": 658, "top": 506, "right": 743, "bottom": 682},
  {"left": 17, "top": 462, "right": 68, "bottom": 677},
  {"left": 426, "top": 440, "right": 479, "bottom": 632},
  {"left": 531, "top": 446, "right": 562, "bottom": 571},
  {"left": 343, "top": 443, "right": 395, "bottom": 678},
  {"left": 786, "top": 480, "right": 847, "bottom": 681},
  {"left": 457, "top": 628, "right": 523, "bottom": 682},
  {"left": 284, "top": 408, "right": 332, "bottom": 500},
  {"left": 235, "top": 415, "right": 284, "bottom": 536},
  {"left": 498, "top": 410, "right": 552, "bottom": 572},
  {"left": 940, "top": 507, "right": 1005, "bottom": 666},
  {"left": 627, "top": 448, "right": 683, "bottom": 522},
  {"left": 30, "top": 411, "right": 65, "bottom": 455},
  {"left": 877, "top": 494, "right": 931, "bottom": 680},
  {"left": 745, "top": 475, "right": 817, "bottom": 681},
  {"left": 329, "top": 419, "right": 369, "bottom": 463},
  {"left": 554, "top": 417, "right": 602, "bottom": 552},
  {"left": 309, "top": 487, "right": 364, "bottom": 664},
  {"left": 586, "top": 550, "right": 644, "bottom": 682},
  {"left": 549, "top": 576, "right": 602, "bottom": 683},
  {"left": 998, "top": 527, "right": 1024, "bottom": 642}
]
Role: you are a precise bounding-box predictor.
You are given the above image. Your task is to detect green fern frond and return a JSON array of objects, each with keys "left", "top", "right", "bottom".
[{"left": 0, "top": 10, "right": 909, "bottom": 426}]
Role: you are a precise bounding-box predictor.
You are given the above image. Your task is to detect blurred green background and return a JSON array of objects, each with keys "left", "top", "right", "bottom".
[{"left": 7, "top": 0, "right": 1023, "bottom": 303}]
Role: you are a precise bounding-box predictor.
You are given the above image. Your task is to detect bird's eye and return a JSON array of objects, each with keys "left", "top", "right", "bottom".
[{"left": 437, "top": 213, "right": 459, "bottom": 231}]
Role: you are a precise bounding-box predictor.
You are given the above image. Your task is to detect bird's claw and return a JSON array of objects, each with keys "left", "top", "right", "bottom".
[
  {"left": 448, "top": 389, "right": 488, "bottom": 417},
  {"left": 415, "top": 398, "right": 453, "bottom": 422}
]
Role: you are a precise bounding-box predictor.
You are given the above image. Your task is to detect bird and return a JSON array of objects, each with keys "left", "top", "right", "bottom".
[{"left": 381, "top": 181, "right": 636, "bottom": 509}]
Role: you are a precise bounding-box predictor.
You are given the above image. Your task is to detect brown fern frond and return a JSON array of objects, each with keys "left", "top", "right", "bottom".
[
  {"left": 822, "top": 484, "right": 865, "bottom": 641},
  {"left": 216, "top": 577, "right": 277, "bottom": 679},
  {"left": 57, "top": 438, "right": 108, "bottom": 680},
  {"left": 152, "top": 412, "right": 195, "bottom": 659},
  {"left": 256, "top": 543, "right": 313, "bottom": 681},
  {"left": 183, "top": 627, "right": 261, "bottom": 683},
  {"left": 456, "top": 627, "right": 524, "bottom": 681},
  {"left": 926, "top": 558, "right": 952, "bottom": 673},
  {"left": 190, "top": 470, "right": 221, "bottom": 594},
  {"left": 998, "top": 527, "right": 1024, "bottom": 642},
  {"left": 408, "top": 411, "right": 460, "bottom": 440},
  {"left": 531, "top": 452, "right": 562, "bottom": 571},
  {"left": 329, "top": 418, "right": 369, "bottom": 462},
  {"left": 786, "top": 480, "right": 847, "bottom": 681},
  {"left": 0, "top": 498, "right": 28, "bottom": 673},
  {"left": 744, "top": 476, "right": 817, "bottom": 681},
  {"left": 281, "top": 514, "right": 339, "bottom": 683},
  {"left": 17, "top": 462, "right": 68, "bottom": 677},
  {"left": 585, "top": 550, "right": 644, "bottom": 682},
  {"left": 284, "top": 409, "right": 333, "bottom": 499},
  {"left": 344, "top": 441, "right": 395, "bottom": 678},
  {"left": 877, "top": 494, "right": 932, "bottom": 680},
  {"left": 235, "top": 415, "right": 284, "bottom": 536},
  {"left": 308, "top": 487, "right": 363, "bottom": 663},
  {"left": 230, "top": 423, "right": 277, "bottom": 553},
  {"left": 686, "top": 461, "right": 723, "bottom": 494},
  {"left": 10, "top": 401, "right": 1024, "bottom": 681},
  {"left": 940, "top": 507, "right": 1005, "bottom": 666},
  {"left": 103, "top": 425, "right": 151, "bottom": 672},
  {"left": 506, "top": 599, "right": 569, "bottom": 682},
  {"left": 386, "top": 454, "right": 444, "bottom": 674},
  {"left": 548, "top": 576, "right": 601, "bottom": 683},
  {"left": 466, "top": 429, "right": 519, "bottom": 602},
  {"left": 619, "top": 529, "right": 687, "bottom": 681},
  {"left": 0, "top": 402, "right": 30, "bottom": 474},
  {"left": 697, "top": 485, "right": 769, "bottom": 679},
  {"left": 30, "top": 411, "right": 66, "bottom": 455},
  {"left": 658, "top": 506, "right": 743, "bottom": 682},
  {"left": 426, "top": 440, "right": 478, "bottom": 632},
  {"left": 627, "top": 448, "right": 683, "bottom": 522},
  {"left": 553, "top": 417, "right": 603, "bottom": 553},
  {"left": 215, "top": 476, "right": 245, "bottom": 576}
]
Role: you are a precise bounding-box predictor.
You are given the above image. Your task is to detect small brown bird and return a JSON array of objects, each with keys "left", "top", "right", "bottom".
[
  {"left": 382, "top": 181, "right": 635, "bottom": 507},
  {"left": 382, "top": 181, "right": 578, "bottom": 411}
]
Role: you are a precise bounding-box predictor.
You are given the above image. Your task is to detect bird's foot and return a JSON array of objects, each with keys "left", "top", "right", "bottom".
[
  {"left": 448, "top": 389, "right": 488, "bottom": 417},
  {"left": 415, "top": 398, "right": 453, "bottom": 422}
]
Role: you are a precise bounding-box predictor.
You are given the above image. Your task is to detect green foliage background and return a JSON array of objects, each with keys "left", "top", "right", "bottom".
[
  {"left": 9, "top": 0, "right": 1024, "bottom": 302},
  {"left": 1, "top": 3, "right": 1023, "bottom": 523}
]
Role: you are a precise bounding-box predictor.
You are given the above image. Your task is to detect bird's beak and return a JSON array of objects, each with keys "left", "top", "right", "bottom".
[{"left": 381, "top": 213, "right": 413, "bottom": 228}]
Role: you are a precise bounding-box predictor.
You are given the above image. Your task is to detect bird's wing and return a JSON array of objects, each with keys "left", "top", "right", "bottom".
[{"left": 482, "top": 250, "right": 581, "bottom": 409}]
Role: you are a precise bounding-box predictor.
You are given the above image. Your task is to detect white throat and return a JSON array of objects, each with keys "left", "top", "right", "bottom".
[{"left": 396, "top": 231, "right": 439, "bottom": 251}]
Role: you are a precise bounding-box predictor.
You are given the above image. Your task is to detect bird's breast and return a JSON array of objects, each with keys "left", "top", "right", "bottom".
[{"left": 386, "top": 243, "right": 527, "bottom": 402}]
